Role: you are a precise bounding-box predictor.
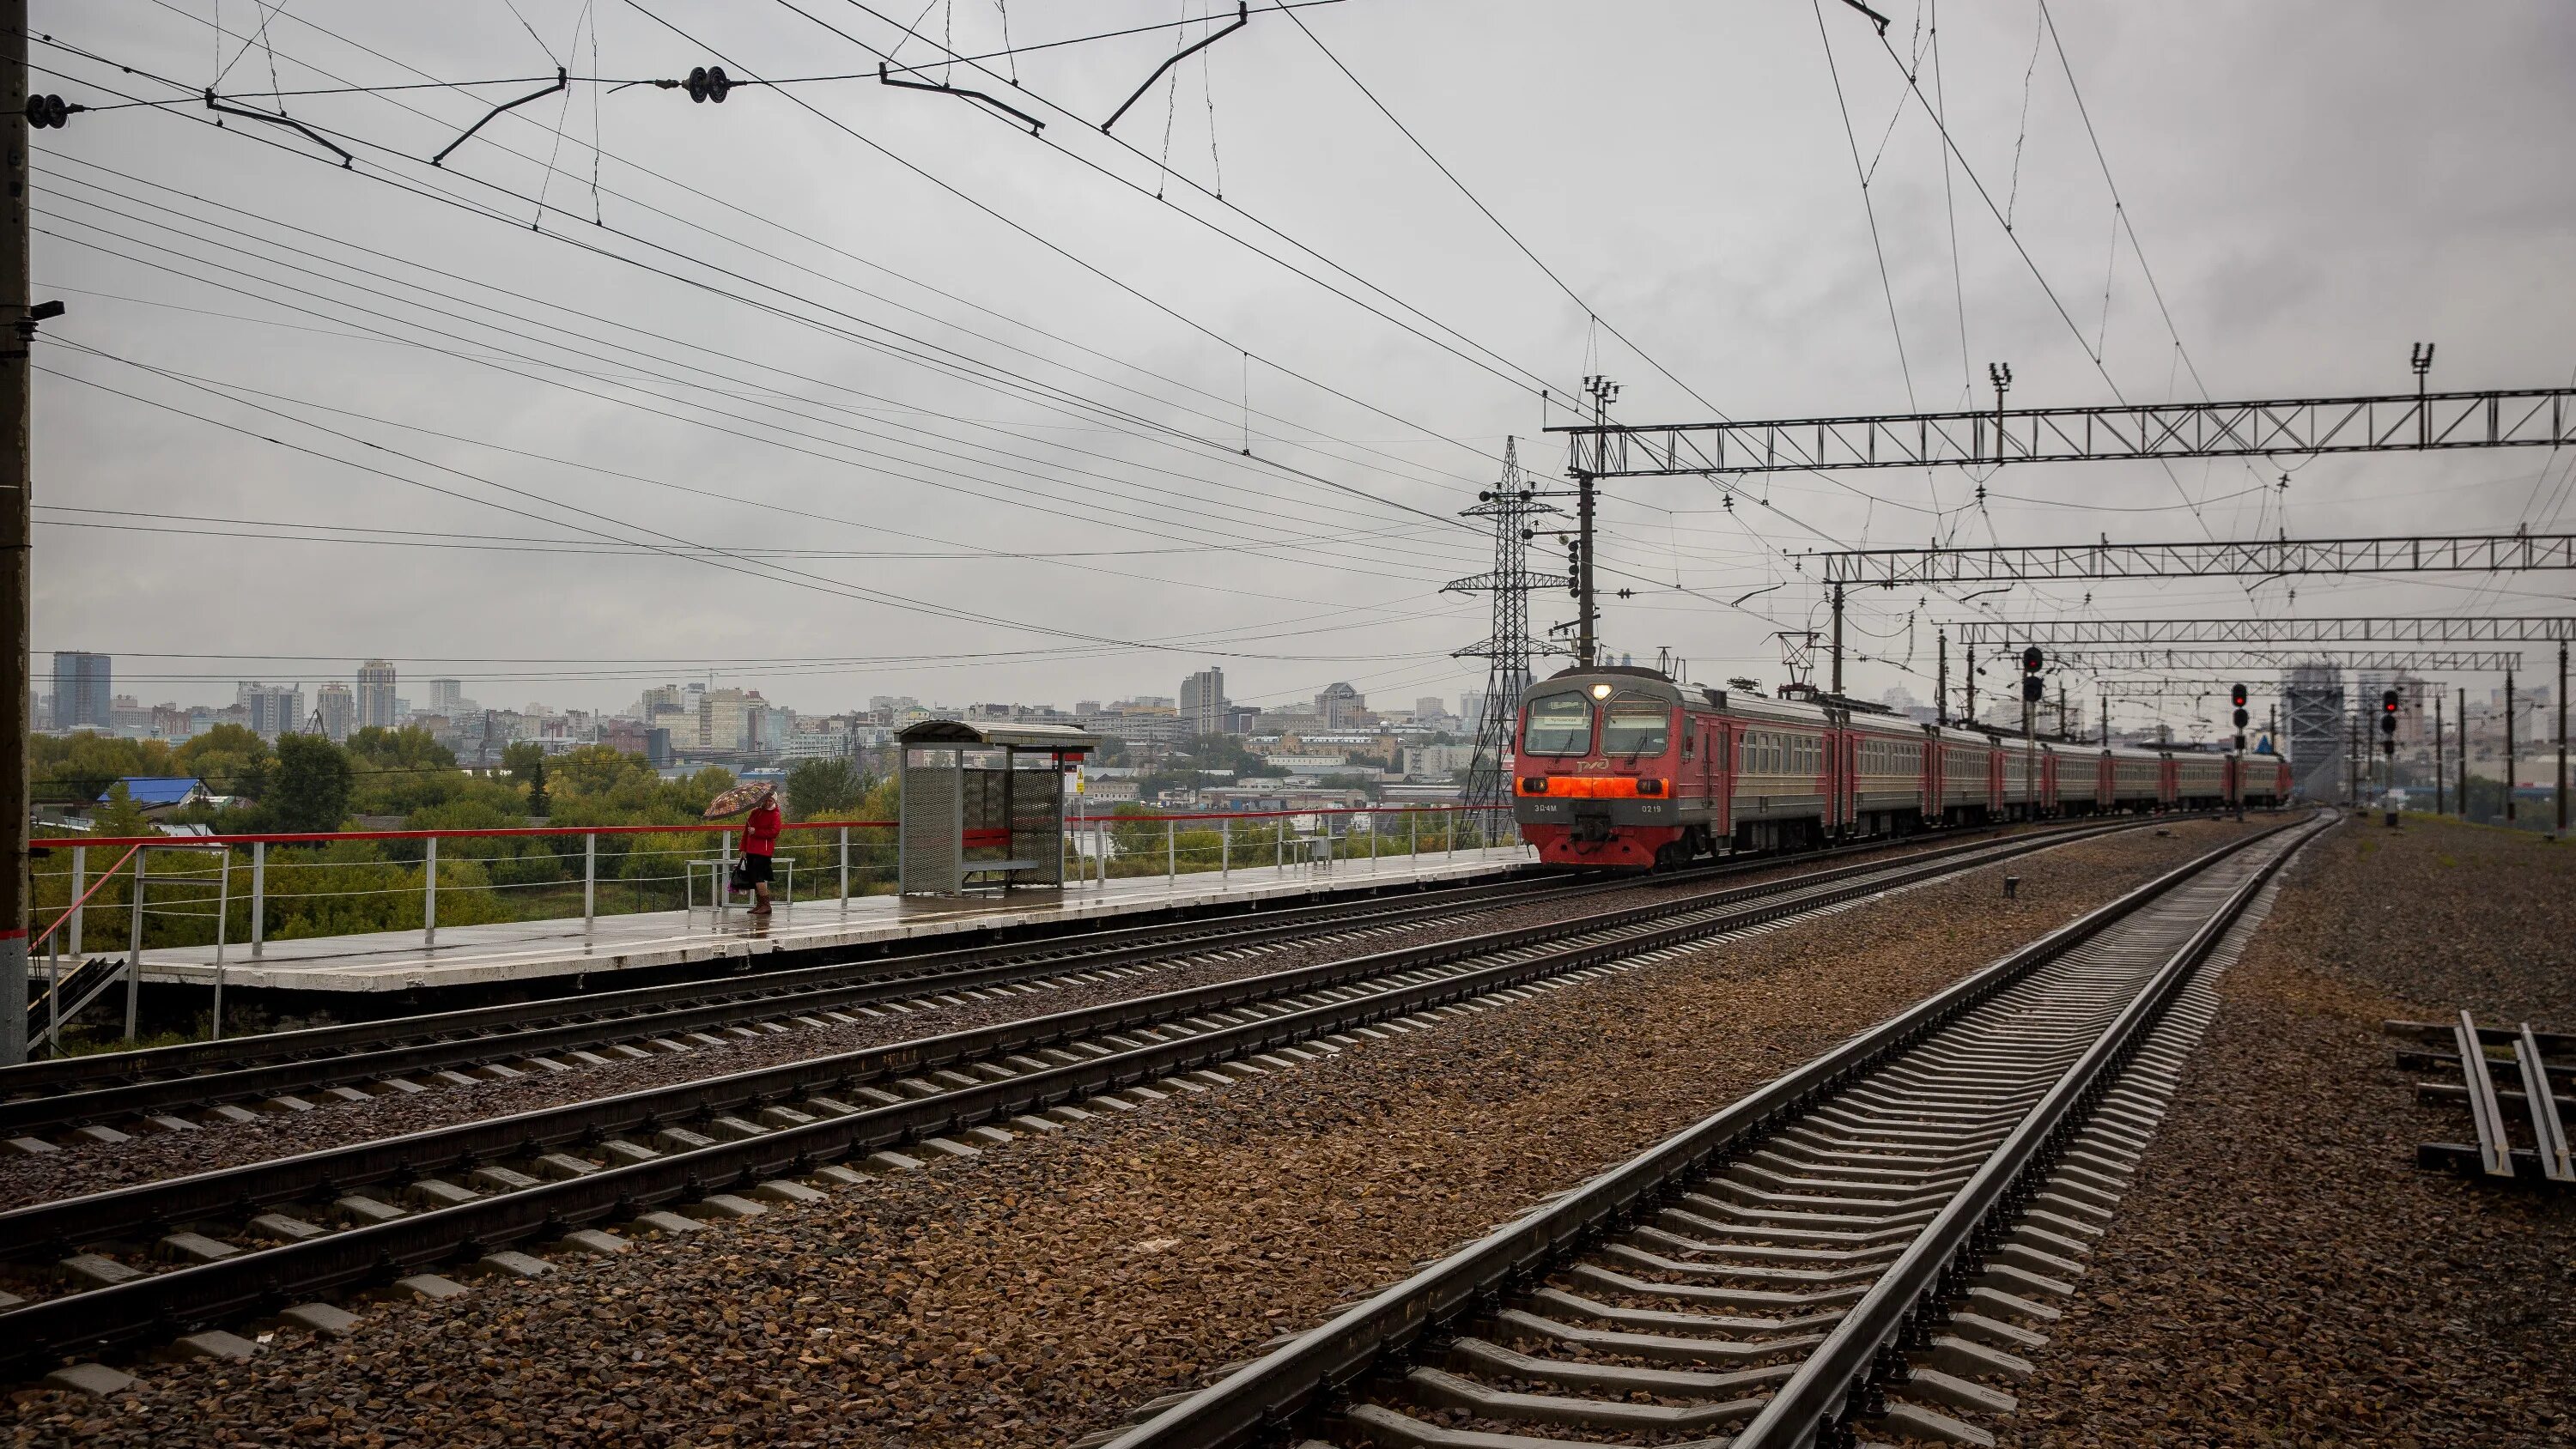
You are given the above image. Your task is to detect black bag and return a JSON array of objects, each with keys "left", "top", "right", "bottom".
[{"left": 728, "top": 862, "right": 752, "bottom": 893}]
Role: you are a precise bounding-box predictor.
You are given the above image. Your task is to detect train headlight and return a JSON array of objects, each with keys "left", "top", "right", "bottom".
[
  {"left": 1636, "top": 779, "right": 1665, "bottom": 796},
  {"left": 1520, "top": 777, "right": 1547, "bottom": 793},
  {"left": 1589, "top": 683, "right": 1613, "bottom": 700}
]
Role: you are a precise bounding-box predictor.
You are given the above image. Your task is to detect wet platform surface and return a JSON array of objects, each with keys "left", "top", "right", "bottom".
[{"left": 129, "top": 846, "right": 1539, "bottom": 995}]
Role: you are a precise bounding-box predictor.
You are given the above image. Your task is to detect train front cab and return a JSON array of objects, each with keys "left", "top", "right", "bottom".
[{"left": 1512, "top": 669, "right": 1703, "bottom": 869}]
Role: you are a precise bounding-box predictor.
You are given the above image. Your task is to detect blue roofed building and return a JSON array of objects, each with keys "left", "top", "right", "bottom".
[{"left": 97, "top": 777, "right": 214, "bottom": 816}]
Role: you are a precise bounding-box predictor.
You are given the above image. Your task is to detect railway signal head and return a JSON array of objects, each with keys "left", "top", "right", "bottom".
[
  {"left": 2379, "top": 689, "right": 2400, "bottom": 738},
  {"left": 2020, "top": 646, "right": 2044, "bottom": 674},
  {"left": 2233, "top": 707, "right": 2250, "bottom": 730},
  {"left": 2231, "top": 683, "right": 2248, "bottom": 709}
]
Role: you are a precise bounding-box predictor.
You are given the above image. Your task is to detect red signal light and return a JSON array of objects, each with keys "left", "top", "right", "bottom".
[{"left": 2230, "top": 683, "right": 2248, "bottom": 708}]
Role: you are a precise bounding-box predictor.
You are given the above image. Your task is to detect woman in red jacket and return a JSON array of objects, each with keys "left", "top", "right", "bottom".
[{"left": 740, "top": 787, "right": 782, "bottom": 915}]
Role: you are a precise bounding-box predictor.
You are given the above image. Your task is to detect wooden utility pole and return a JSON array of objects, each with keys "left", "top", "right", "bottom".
[
  {"left": 2559, "top": 641, "right": 2568, "bottom": 837},
  {"left": 2, "top": 1, "right": 30, "bottom": 1066}
]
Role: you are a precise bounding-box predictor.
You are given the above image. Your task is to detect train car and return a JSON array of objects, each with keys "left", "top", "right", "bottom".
[
  {"left": 2050, "top": 741, "right": 2106, "bottom": 816},
  {"left": 2105, "top": 745, "right": 2162, "bottom": 811},
  {"left": 1728, "top": 691, "right": 1837, "bottom": 853},
  {"left": 1997, "top": 735, "right": 2046, "bottom": 820},
  {"left": 1926, "top": 725, "right": 1999, "bottom": 826},
  {"left": 2227, "top": 753, "right": 2293, "bottom": 808},
  {"left": 1513, "top": 663, "right": 2227, "bottom": 871},
  {"left": 1847, "top": 712, "right": 1932, "bottom": 838},
  {"left": 2172, "top": 751, "right": 2230, "bottom": 809}
]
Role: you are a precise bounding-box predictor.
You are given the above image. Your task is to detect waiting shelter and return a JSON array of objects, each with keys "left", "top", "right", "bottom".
[{"left": 896, "top": 719, "right": 1101, "bottom": 895}]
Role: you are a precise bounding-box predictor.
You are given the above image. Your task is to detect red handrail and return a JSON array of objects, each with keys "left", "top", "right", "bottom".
[
  {"left": 28, "top": 819, "right": 897, "bottom": 850},
  {"left": 28, "top": 842, "right": 143, "bottom": 951},
  {"left": 29, "top": 803, "right": 1490, "bottom": 851}
]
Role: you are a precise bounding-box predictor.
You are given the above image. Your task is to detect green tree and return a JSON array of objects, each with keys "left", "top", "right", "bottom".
[
  {"left": 88, "top": 781, "right": 156, "bottom": 840},
  {"left": 349, "top": 725, "right": 456, "bottom": 772},
  {"left": 551, "top": 744, "right": 651, "bottom": 800},
  {"left": 782, "top": 757, "right": 867, "bottom": 821},
  {"left": 174, "top": 724, "right": 272, "bottom": 800},
  {"left": 266, "top": 734, "right": 355, "bottom": 833},
  {"left": 35, "top": 733, "right": 173, "bottom": 808},
  {"left": 504, "top": 742, "right": 550, "bottom": 816}
]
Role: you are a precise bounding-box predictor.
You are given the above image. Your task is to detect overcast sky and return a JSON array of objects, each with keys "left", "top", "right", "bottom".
[{"left": 27, "top": 0, "right": 2576, "bottom": 738}]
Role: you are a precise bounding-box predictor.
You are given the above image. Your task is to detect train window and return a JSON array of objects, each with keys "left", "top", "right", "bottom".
[
  {"left": 1523, "top": 693, "right": 1594, "bottom": 755},
  {"left": 1681, "top": 725, "right": 1696, "bottom": 760},
  {"left": 1601, "top": 695, "right": 1672, "bottom": 756}
]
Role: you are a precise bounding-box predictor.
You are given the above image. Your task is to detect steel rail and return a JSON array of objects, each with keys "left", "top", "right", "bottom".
[
  {"left": 1730, "top": 817, "right": 2322, "bottom": 1446},
  {"left": 0, "top": 861, "right": 1583, "bottom": 1104},
  {"left": 0, "top": 822, "right": 2111, "bottom": 1258},
  {"left": 0, "top": 820, "right": 2147, "bottom": 1376},
  {"left": 0, "top": 822, "right": 2084, "bottom": 1128},
  {"left": 1099, "top": 814, "right": 2316, "bottom": 1449}
]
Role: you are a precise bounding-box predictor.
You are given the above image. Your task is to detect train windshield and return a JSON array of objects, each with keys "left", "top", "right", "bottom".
[
  {"left": 1523, "top": 693, "right": 1594, "bottom": 755},
  {"left": 1601, "top": 694, "right": 1672, "bottom": 756}
]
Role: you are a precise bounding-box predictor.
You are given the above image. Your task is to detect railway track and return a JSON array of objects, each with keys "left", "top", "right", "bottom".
[
  {"left": 0, "top": 821, "right": 2101, "bottom": 1140},
  {"left": 0, "top": 815, "right": 2157, "bottom": 1380},
  {"left": 1097, "top": 810, "right": 2326, "bottom": 1449}
]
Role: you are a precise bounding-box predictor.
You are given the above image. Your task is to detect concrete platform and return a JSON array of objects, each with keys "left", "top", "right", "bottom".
[{"left": 128, "top": 846, "right": 1536, "bottom": 997}]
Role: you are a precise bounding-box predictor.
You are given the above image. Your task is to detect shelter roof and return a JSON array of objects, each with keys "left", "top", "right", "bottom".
[{"left": 896, "top": 720, "right": 1102, "bottom": 752}]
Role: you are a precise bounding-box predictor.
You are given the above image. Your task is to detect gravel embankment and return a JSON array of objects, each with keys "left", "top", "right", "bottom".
[
  {"left": 3, "top": 819, "right": 2270, "bottom": 1448},
  {"left": 2009, "top": 815, "right": 2576, "bottom": 1447},
  {"left": 0, "top": 826, "right": 2067, "bottom": 1209}
]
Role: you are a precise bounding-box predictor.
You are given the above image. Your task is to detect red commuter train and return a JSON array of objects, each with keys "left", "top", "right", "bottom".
[{"left": 1512, "top": 664, "right": 2291, "bottom": 870}]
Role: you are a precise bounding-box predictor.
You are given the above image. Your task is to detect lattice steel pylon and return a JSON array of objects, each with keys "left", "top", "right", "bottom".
[{"left": 1447, "top": 439, "right": 1563, "bottom": 837}]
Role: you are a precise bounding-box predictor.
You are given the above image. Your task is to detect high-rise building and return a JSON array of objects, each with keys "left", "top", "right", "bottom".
[
  {"left": 240, "top": 682, "right": 306, "bottom": 739},
  {"left": 1315, "top": 682, "right": 1367, "bottom": 729},
  {"left": 356, "top": 659, "right": 398, "bottom": 731},
  {"left": 428, "top": 678, "right": 466, "bottom": 715},
  {"left": 1179, "top": 667, "right": 1228, "bottom": 737},
  {"left": 700, "top": 687, "right": 755, "bottom": 752},
  {"left": 50, "top": 652, "right": 111, "bottom": 731},
  {"left": 315, "top": 683, "right": 355, "bottom": 743}
]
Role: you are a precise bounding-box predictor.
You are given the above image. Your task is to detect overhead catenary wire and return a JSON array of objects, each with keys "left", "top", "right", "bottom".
[
  {"left": 37, "top": 354, "right": 1467, "bottom": 666},
  {"left": 42, "top": 18, "right": 1512, "bottom": 522},
  {"left": 29, "top": 153, "right": 1495, "bottom": 582}
]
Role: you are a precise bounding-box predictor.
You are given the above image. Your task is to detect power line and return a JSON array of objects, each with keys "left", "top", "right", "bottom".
[
  {"left": 35, "top": 171, "right": 1484, "bottom": 580},
  {"left": 38, "top": 351, "right": 1467, "bottom": 664},
  {"left": 45, "top": 17, "right": 1510, "bottom": 515}
]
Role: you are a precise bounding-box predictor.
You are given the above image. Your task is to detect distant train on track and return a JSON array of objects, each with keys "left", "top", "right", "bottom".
[{"left": 1514, "top": 664, "right": 2292, "bottom": 870}]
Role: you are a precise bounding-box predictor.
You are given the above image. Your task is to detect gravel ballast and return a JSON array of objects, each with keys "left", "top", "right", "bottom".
[
  {"left": 2008, "top": 815, "right": 2576, "bottom": 1447},
  {"left": 4, "top": 819, "right": 2269, "bottom": 1448},
  {"left": 0, "top": 827, "right": 2069, "bottom": 1210}
]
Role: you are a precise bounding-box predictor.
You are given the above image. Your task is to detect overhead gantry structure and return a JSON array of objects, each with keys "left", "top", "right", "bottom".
[
  {"left": 1950, "top": 616, "right": 2576, "bottom": 647},
  {"left": 1820, "top": 533, "right": 2576, "bottom": 587},
  {"left": 1552, "top": 387, "right": 2576, "bottom": 479}
]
